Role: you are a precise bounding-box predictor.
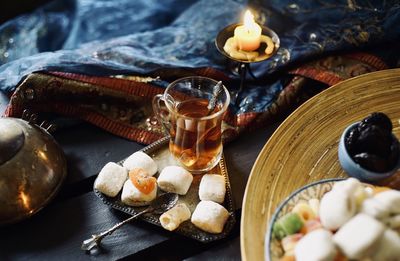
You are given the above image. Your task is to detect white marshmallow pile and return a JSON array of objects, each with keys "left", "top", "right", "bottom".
[
  {"left": 94, "top": 151, "right": 230, "bottom": 234},
  {"left": 292, "top": 178, "right": 400, "bottom": 261}
]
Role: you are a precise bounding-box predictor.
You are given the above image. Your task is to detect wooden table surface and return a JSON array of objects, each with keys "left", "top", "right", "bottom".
[{"left": 0, "top": 90, "right": 278, "bottom": 260}]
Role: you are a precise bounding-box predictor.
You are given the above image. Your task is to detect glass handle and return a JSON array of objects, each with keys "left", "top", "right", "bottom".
[{"left": 152, "top": 94, "right": 171, "bottom": 135}]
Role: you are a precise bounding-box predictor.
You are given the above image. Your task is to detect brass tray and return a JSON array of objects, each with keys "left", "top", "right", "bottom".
[
  {"left": 241, "top": 69, "right": 400, "bottom": 261},
  {"left": 94, "top": 137, "right": 236, "bottom": 242}
]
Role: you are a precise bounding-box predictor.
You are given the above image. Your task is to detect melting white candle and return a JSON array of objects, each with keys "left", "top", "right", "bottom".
[{"left": 233, "top": 10, "right": 262, "bottom": 52}]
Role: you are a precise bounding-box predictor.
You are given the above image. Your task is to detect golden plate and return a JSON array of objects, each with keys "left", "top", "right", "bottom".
[{"left": 241, "top": 68, "right": 400, "bottom": 261}]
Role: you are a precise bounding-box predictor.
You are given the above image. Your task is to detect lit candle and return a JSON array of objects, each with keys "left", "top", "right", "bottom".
[{"left": 233, "top": 10, "right": 262, "bottom": 52}]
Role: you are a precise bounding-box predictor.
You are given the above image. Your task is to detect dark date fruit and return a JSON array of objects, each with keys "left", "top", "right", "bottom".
[
  {"left": 358, "top": 112, "right": 392, "bottom": 134},
  {"left": 353, "top": 153, "right": 389, "bottom": 173},
  {"left": 345, "top": 112, "right": 399, "bottom": 173},
  {"left": 389, "top": 139, "right": 400, "bottom": 165},
  {"left": 345, "top": 127, "right": 359, "bottom": 155},
  {"left": 356, "top": 125, "right": 392, "bottom": 157}
]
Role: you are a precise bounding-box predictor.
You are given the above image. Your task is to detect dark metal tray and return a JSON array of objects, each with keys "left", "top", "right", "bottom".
[{"left": 94, "top": 136, "right": 236, "bottom": 242}]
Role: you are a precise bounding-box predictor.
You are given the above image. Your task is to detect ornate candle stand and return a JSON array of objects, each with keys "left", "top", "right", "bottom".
[{"left": 215, "top": 23, "right": 280, "bottom": 104}]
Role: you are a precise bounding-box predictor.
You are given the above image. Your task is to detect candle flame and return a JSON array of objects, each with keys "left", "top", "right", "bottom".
[{"left": 244, "top": 10, "right": 256, "bottom": 30}]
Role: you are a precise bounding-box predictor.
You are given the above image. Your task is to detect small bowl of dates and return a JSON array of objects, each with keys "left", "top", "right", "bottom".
[{"left": 338, "top": 112, "right": 400, "bottom": 181}]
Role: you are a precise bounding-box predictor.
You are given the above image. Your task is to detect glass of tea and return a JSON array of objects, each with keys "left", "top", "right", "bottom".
[{"left": 152, "top": 76, "right": 230, "bottom": 174}]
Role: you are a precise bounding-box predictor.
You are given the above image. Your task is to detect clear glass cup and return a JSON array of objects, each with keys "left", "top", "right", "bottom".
[{"left": 152, "top": 76, "right": 230, "bottom": 174}]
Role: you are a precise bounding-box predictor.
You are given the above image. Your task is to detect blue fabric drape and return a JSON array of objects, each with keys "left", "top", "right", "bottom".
[{"left": 0, "top": 0, "right": 399, "bottom": 113}]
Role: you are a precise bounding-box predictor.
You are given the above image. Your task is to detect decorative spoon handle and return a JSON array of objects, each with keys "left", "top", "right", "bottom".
[
  {"left": 81, "top": 208, "right": 151, "bottom": 251},
  {"left": 207, "top": 81, "right": 223, "bottom": 114}
]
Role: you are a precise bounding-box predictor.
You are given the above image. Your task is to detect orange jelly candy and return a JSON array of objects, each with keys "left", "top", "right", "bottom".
[{"left": 129, "top": 168, "right": 156, "bottom": 195}]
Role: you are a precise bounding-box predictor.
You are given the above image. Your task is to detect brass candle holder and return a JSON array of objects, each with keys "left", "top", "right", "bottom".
[{"left": 215, "top": 23, "right": 280, "bottom": 103}]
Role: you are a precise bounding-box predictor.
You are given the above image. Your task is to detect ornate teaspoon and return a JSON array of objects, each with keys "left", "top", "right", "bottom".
[{"left": 81, "top": 192, "right": 178, "bottom": 251}]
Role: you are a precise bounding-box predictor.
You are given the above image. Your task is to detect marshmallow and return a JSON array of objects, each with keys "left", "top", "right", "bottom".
[
  {"left": 123, "top": 151, "right": 157, "bottom": 176},
  {"left": 333, "top": 213, "right": 385, "bottom": 259},
  {"left": 319, "top": 190, "right": 356, "bottom": 230},
  {"left": 371, "top": 229, "right": 400, "bottom": 261},
  {"left": 374, "top": 190, "right": 400, "bottom": 214},
  {"left": 199, "top": 174, "right": 226, "bottom": 203},
  {"left": 121, "top": 179, "right": 157, "bottom": 207},
  {"left": 383, "top": 214, "right": 400, "bottom": 229},
  {"left": 94, "top": 162, "right": 127, "bottom": 197},
  {"left": 159, "top": 203, "right": 191, "bottom": 231},
  {"left": 332, "top": 178, "right": 362, "bottom": 194},
  {"left": 294, "top": 229, "right": 337, "bottom": 261},
  {"left": 191, "top": 201, "right": 229, "bottom": 234},
  {"left": 360, "top": 197, "right": 391, "bottom": 219},
  {"left": 157, "top": 166, "right": 193, "bottom": 195}
]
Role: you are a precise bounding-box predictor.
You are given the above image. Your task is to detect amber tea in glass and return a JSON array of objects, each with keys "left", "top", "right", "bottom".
[{"left": 153, "top": 77, "right": 230, "bottom": 173}]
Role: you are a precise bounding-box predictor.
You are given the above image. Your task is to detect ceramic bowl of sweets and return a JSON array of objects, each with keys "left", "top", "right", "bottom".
[
  {"left": 266, "top": 178, "right": 400, "bottom": 261},
  {"left": 338, "top": 112, "right": 400, "bottom": 181}
]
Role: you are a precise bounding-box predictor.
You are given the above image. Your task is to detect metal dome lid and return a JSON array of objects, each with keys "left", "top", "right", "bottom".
[{"left": 0, "top": 116, "right": 67, "bottom": 225}]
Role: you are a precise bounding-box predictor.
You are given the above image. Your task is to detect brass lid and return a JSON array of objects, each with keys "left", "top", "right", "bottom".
[
  {"left": 0, "top": 119, "right": 25, "bottom": 165},
  {"left": 0, "top": 118, "right": 67, "bottom": 225}
]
